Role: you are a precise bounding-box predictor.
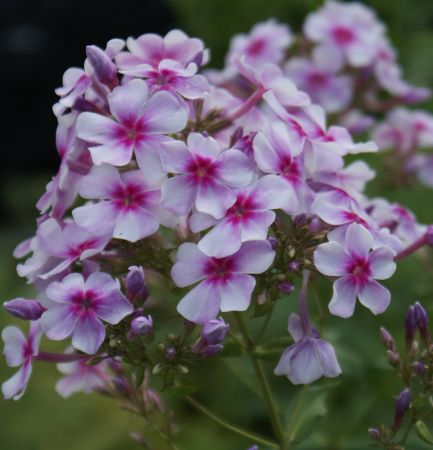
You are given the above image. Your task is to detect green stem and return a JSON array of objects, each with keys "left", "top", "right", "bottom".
[
  {"left": 255, "top": 304, "right": 276, "bottom": 345},
  {"left": 185, "top": 395, "right": 279, "bottom": 449},
  {"left": 286, "top": 386, "right": 308, "bottom": 444},
  {"left": 233, "top": 312, "right": 289, "bottom": 450}
]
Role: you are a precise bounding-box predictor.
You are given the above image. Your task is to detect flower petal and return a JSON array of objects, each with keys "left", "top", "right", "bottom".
[
  {"left": 345, "top": 223, "right": 373, "bottom": 259},
  {"left": 358, "top": 280, "right": 391, "bottom": 315},
  {"left": 177, "top": 280, "right": 221, "bottom": 324},
  {"left": 196, "top": 180, "right": 235, "bottom": 219},
  {"left": 72, "top": 314, "right": 105, "bottom": 354},
  {"left": 41, "top": 305, "right": 78, "bottom": 340},
  {"left": 328, "top": 275, "right": 358, "bottom": 318},
  {"left": 161, "top": 175, "right": 196, "bottom": 216},
  {"left": 217, "top": 149, "right": 253, "bottom": 187},
  {"left": 369, "top": 247, "right": 396, "bottom": 280},
  {"left": 113, "top": 209, "right": 159, "bottom": 242},
  {"left": 219, "top": 274, "right": 255, "bottom": 312},
  {"left": 198, "top": 220, "right": 242, "bottom": 258},
  {"left": 108, "top": 79, "right": 148, "bottom": 124},
  {"left": 171, "top": 243, "right": 208, "bottom": 287},
  {"left": 314, "top": 242, "right": 349, "bottom": 276},
  {"left": 231, "top": 240, "right": 275, "bottom": 274}
]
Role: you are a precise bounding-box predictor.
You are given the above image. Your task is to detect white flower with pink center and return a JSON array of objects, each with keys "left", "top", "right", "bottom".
[
  {"left": 304, "top": 1, "right": 385, "bottom": 68},
  {"left": 159, "top": 133, "right": 254, "bottom": 219},
  {"left": 171, "top": 241, "right": 275, "bottom": 323},
  {"left": 36, "top": 218, "right": 110, "bottom": 280},
  {"left": 227, "top": 20, "right": 293, "bottom": 66},
  {"left": 253, "top": 121, "right": 311, "bottom": 213},
  {"left": 76, "top": 79, "right": 187, "bottom": 180},
  {"left": 314, "top": 223, "right": 396, "bottom": 318},
  {"left": 115, "top": 30, "right": 206, "bottom": 70},
  {"left": 41, "top": 272, "right": 133, "bottom": 354},
  {"left": 2, "top": 322, "right": 41, "bottom": 400},
  {"left": 191, "top": 175, "right": 292, "bottom": 258},
  {"left": 73, "top": 165, "right": 172, "bottom": 242}
]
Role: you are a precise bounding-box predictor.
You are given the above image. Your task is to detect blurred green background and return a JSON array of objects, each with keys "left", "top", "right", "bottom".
[{"left": 2, "top": 0, "right": 433, "bottom": 449}]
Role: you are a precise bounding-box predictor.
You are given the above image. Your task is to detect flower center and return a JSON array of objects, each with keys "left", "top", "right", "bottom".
[
  {"left": 205, "top": 258, "right": 235, "bottom": 282},
  {"left": 247, "top": 38, "right": 265, "bottom": 56},
  {"left": 113, "top": 183, "right": 147, "bottom": 210},
  {"left": 308, "top": 71, "right": 328, "bottom": 87},
  {"left": 187, "top": 155, "right": 217, "bottom": 182},
  {"left": 348, "top": 258, "right": 371, "bottom": 285},
  {"left": 332, "top": 26, "right": 355, "bottom": 46},
  {"left": 279, "top": 156, "right": 300, "bottom": 181}
]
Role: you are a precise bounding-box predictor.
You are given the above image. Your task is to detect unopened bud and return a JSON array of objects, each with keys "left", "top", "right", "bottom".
[
  {"left": 278, "top": 281, "right": 295, "bottom": 294},
  {"left": 165, "top": 346, "right": 177, "bottom": 361},
  {"left": 392, "top": 388, "right": 411, "bottom": 432},
  {"left": 202, "top": 344, "right": 223, "bottom": 356},
  {"left": 125, "top": 266, "right": 148, "bottom": 303},
  {"left": 405, "top": 305, "right": 417, "bottom": 347},
  {"left": 414, "top": 302, "right": 429, "bottom": 343},
  {"left": 412, "top": 361, "right": 426, "bottom": 376},
  {"left": 86, "top": 45, "right": 118, "bottom": 86},
  {"left": 288, "top": 261, "right": 300, "bottom": 272},
  {"left": 368, "top": 427, "right": 381, "bottom": 441},
  {"left": 178, "top": 365, "right": 189, "bottom": 374},
  {"left": 387, "top": 350, "right": 400, "bottom": 367},
  {"left": 130, "top": 315, "right": 153, "bottom": 337},
  {"left": 380, "top": 327, "right": 396, "bottom": 351},
  {"left": 425, "top": 225, "right": 433, "bottom": 246},
  {"left": 152, "top": 363, "right": 163, "bottom": 375},
  {"left": 4, "top": 298, "right": 45, "bottom": 320},
  {"left": 201, "top": 317, "right": 229, "bottom": 345}
]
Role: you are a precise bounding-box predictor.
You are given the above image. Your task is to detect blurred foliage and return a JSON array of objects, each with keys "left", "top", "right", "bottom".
[{"left": 2, "top": 1, "right": 433, "bottom": 449}]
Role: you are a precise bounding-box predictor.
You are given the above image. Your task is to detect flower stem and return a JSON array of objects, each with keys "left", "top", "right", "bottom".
[
  {"left": 233, "top": 312, "right": 289, "bottom": 450},
  {"left": 35, "top": 351, "right": 87, "bottom": 363},
  {"left": 185, "top": 395, "right": 279, "bottom": 449}
]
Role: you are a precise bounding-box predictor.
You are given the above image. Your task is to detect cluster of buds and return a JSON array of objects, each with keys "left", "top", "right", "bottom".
[
  {"left": 369, "top": 302, "right": 433, "bottom": 448},
  {"left": 2, "top": 1, "right": 433, "bottom": 448}
]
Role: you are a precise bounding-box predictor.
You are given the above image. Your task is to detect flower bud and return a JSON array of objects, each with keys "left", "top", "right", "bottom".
[
  {"left": 287, "top": 261, "right": 300, "bottom": 272},
  {"left": 368, "top": 427, "right": 381, "bottom": 441},
  {"left": 392, "top": 388, "right": 411, "bottom": 432},
  {"left": 125, "top": 266, "right": 148, "bottom": 300},
  {"left": 201, "top": 318, "right": 229, "bottom": 345},
  {"left": 202, "top": 344, "right": 223, "bottom": 357},
  {"left": 3, "top": 298, "right": 45, "bottom": 320},
  {"left": 278, "top": 281, "right": 295, "bottom": 294},
  {"left": 405, "top": 305, "right": 417, "bottom": 347},
  {"left": 414, "top": 302, "right": 429, "bottom": 343},
  {"left": 165, "top": 346, "right": 177, "bottom": 361},
  {"left": 380, "top": 327, "right": 396, "bottom": 351},
  {"left": 387, "top": 350, "right": 400, "bottom": 368},
  {"left": 86, "top": 45, "right": 118, "bottom": 86},
  {"left": 412, "top": 361, "right": 426, "bottom": 376},
  {"left": 130, "top": 315, "right": 153, "bottom": 337}
]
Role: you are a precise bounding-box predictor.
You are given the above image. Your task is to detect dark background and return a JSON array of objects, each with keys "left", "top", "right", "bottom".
[{"left": 1, "top": 1, "right": 433, "bottom": 449}]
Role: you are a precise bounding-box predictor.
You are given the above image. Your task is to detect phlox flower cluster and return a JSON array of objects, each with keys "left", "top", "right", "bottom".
[{"left": 3, "top": 0, "right": 433, "bottom": 423}]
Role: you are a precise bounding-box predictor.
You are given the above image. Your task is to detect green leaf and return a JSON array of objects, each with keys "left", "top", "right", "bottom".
[
  {"left": 219, "top": 342, "right": 243, "bottom": 358},
  {"left": 415, "top": 420, "right": 433, "bottom": 445},
  {"left": 172, "top": 380, "right": 201, "bottom": 396}
]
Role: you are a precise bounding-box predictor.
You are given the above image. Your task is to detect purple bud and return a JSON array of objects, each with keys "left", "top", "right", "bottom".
[
  {"left": 4, "top": 298, "right": 45, "bottom": 320},
  {"left": 130, "top": 315, "right": 153, "bottom": 337},
  {"left": 278, "top": 281, "right": 295, "bottom": 294},
  {"left": 201, "top": 318, "right": 229, "bottom": 345},
  {"left": 405, "top": 305, "right": 417, "bottom": 346},
  {"left": 165, "top": 346, "right": 177, "bottom": 361},
  {"left": 112, "top": 376, "right": 131, "bottom": 397},
  {"left": 392, "top": 388, "right": 411, "bottom": 432},
  {"left": 86, "top": 45, "right": 118, "bottom": 86},
  {"left": 248, "top": 446, "right": 259, "bottom": 450},
  {"left": 287, "top": 261, "right": 300, "bottom": 272},
  {"left": 368, "top": 428, "right": 381, "bottom": 441},
  {"left": 309, "top": 217, "right": 322, "bottom": 233},
  {"left": 412, "top": 360, "right": 426, "bottom": 376},
  {"left": 125, "top": 266, "right": 148, "bottom": 300},
  {"left": 414, "top": 302, "right": 429, "bottom": 343},
  {"left": 387, "top": 350, "right": 400, "bottom": 368},
  {"left": 202, "top": 344, "right": 223, "bottom": 357},
  {"left": 267, "top": 236, "right": 277, "bottom": 250},
  {"left": 380, "top": 327, "right": 395, "bottom": 350}
]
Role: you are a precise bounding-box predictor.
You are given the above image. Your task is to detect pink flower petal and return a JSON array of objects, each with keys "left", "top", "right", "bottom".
[
  {"left": 2, "top": 363, "right": 32, "bottom": 400},
  {"left": 171, "top": 243, "right": 208, "bottom": 287},
  {"left": 41, "top": 305, "right": 79, "bottom": 340},
  {"left": 108, "top": 79, "right": 148, "bottom": 124},
  {"left": 344, "top": 223, "right": 373, "bottom": 259},
  {"left": 187, "top": 133, "right": 220, "bottom": 159},
  {"left": 198, "top": 220, "right": 242, "bottom": 258},
  {"left": 76, "top": 112, "right": 118, "bottom": 145},
  {"left": 358, "top": 280, "right": 391, "bottom": 315},
  {"left": 72, "top": 314, "right": 105, "bottom": 354},
  {"left": 161, "top": 175, "right": 196, "bottom": 216},
  {"left": 113, "top": 209, "right": 159, "bottom": 242},
  {"left": 219, "top": 274, "right": 255, "bottom": 312},
  {"left": 176, "top": 280, "right": 221, "bottom": 324},
  {"left": 159, "top": 139, "right": 193, "bottom": 173},
  {"left": 217, "top": 149, "right": 254, "bottom": 187},
  {"left": 231, "top": 240, "right": 275, "bottom": 274},
  {"left": 196, "top": 180, "right": 235, "bottom": 219},
  {"left": 78, "top": 165, "right": 122, "bottom": 199},
  {"left": 368, "top": 247, "right": 396, "bottom": 280},
  {"left": 46, "top": 273, "right": 85, "bottom": 304},
  {"left": 328, "top": 275, "right": 358, "bottom": 318},
  {"left": 88, "top": 142, "right": 134, "bottom": 167},
  {"left": 142, "top": 91, "right": 187, "bottom": 134},
  {"left": 2, "top": 326, "right": 26, "bottom": 367},
  {"left": 72, "top": 202, "right": 118, "bottom": 237},
  {"left": 314, "top": 242, "right": 349, "bottom": 276}
]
